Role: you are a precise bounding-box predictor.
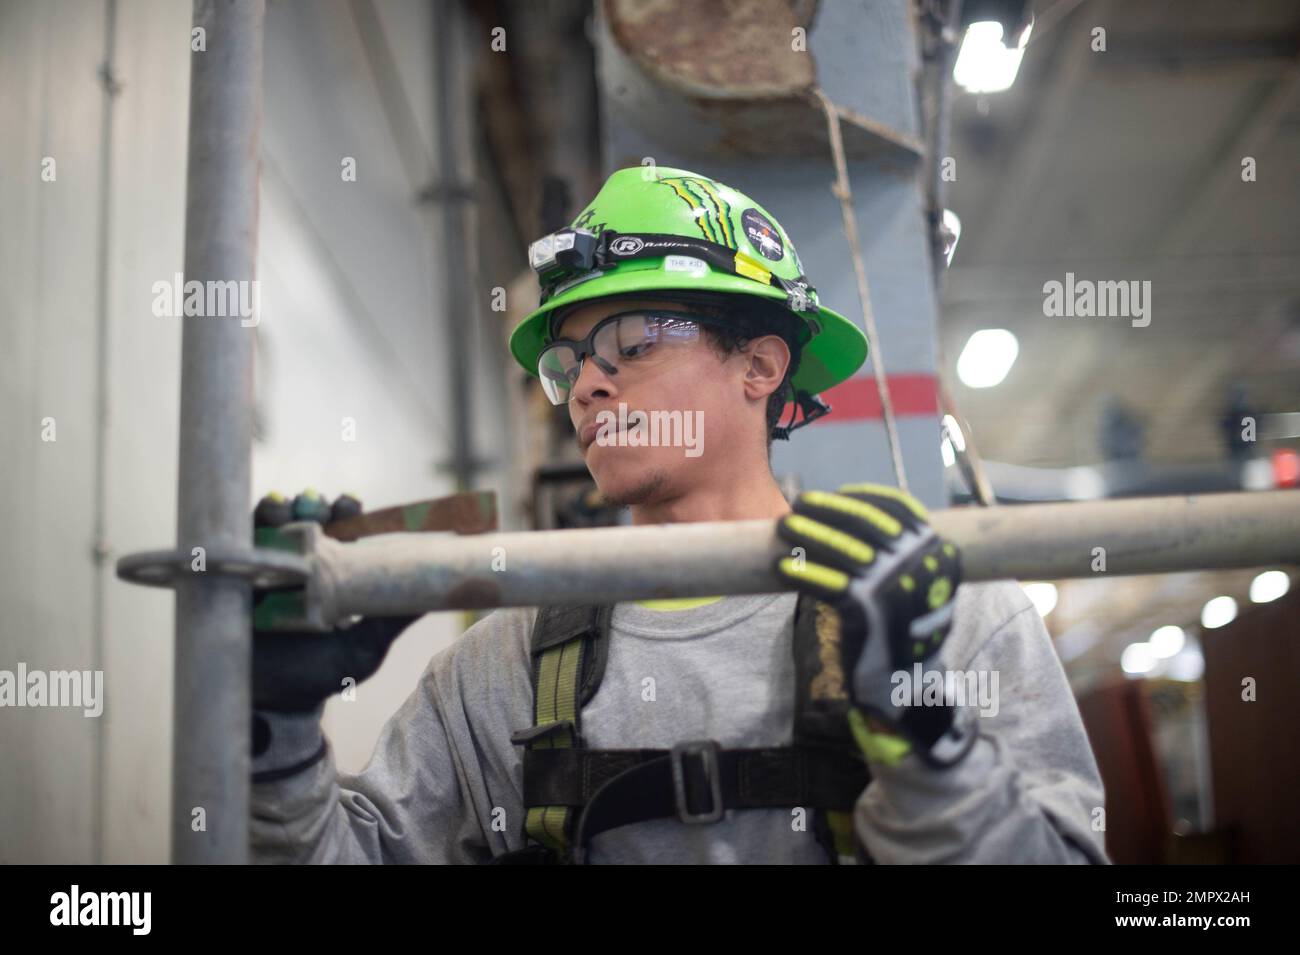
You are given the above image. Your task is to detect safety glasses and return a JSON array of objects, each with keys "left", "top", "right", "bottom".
[{"left": 537, "top": 309, "right": 733, "bottom": 405}]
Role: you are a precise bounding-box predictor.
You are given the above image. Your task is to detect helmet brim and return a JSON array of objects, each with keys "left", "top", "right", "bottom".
[{"left": 510, "top": 262, "right": 867, "bottom": 397}]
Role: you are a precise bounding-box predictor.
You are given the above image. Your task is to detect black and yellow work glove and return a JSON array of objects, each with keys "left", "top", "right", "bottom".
[
  {"left": 251, "top": 489, "right": 419, "bottom": 715},
  {"left": 775, "top": 483, "right": 976, "bottom": 768}
]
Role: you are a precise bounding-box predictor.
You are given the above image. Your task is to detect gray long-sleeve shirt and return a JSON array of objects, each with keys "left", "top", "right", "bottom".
[{"left": 250, "top": 579, "right": 1110, "bottom": 864}]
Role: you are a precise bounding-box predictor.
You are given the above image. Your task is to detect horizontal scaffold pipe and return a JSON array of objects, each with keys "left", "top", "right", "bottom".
[{"left": 312, "top": 491, "right": 1300, "bottom": 616}]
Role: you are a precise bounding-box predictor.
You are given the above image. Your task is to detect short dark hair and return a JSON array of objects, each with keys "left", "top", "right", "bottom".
[{"left": 692, "top": 296, "right": 804, "bottom": 447}]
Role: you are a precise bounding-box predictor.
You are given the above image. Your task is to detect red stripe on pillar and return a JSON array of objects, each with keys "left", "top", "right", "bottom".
[{"left": 816, "top": 374, "right": 939, "bottom": 421}]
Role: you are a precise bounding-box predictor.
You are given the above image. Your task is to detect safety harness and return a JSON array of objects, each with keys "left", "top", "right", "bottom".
[{"left": 493, "top": 595, "right": 874, "bottom": 864}]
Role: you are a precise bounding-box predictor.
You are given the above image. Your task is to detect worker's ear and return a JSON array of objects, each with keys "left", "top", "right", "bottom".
[{"left": 742, "top": 335, "right": 791, "bottom": 402}]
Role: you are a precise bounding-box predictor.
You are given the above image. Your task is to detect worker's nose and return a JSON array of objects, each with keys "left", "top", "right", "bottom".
[{"left": 570, "top": 354, "right": 619, "bottom": 407}]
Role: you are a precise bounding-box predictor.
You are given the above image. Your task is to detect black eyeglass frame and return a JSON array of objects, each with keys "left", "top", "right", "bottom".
[
  {"left": 538, "top": 308, "right": 747, "bottom": 386},
  {"left": 538, "top": 306, "right": 832, "bottom": 439}
]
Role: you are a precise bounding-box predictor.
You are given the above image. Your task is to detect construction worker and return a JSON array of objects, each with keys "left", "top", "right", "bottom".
[{"left": 250, "top": 167, "right": 1108, "bottom": 864}]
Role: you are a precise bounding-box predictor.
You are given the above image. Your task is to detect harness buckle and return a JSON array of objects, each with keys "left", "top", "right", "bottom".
[{"left": 670, "top": 740, "right": 724, "bottom": 824}]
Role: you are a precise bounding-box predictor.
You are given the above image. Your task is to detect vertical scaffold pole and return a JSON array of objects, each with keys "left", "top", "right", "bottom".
[{"left": 173, "top": 0, "right": 264, "bottom": 864}]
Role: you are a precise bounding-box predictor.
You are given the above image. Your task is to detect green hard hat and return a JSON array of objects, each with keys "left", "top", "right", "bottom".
[{"left": 510, "top": 166, "right": 867, "bottom": 400}]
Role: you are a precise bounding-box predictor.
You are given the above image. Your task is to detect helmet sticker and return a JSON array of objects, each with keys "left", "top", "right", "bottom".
[
  {"left": 660, "top": 177, "right": 735, "bottom": 248},
  {"left": 689, "top": 179, "right": 736, "bottom": 248},
  {"left": 572, "top": 208, "right": 606, "bottom": 236},
  {"left": 663, "top": 255, "right": 708, "bottom": 275},
  {"left": 742, "top": 208, "right": 784, "bottom": 262},
  {"left": 609, "top": 236, "right": 645, "bottom": 255}
]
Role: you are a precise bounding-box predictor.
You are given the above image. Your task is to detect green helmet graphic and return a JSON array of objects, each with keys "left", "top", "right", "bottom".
[{"left": 510, "top": 165, "right": 867, "bottom": 411}]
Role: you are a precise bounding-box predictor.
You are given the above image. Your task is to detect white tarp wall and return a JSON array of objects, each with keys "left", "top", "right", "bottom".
[{"left": 0, "top": 0, "right": 515, "bottom": 863}]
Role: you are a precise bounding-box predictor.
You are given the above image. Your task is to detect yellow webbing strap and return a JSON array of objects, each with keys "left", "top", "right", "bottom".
[
  {"left": 524, "top": 639, "right": 584, "bottom": 853},
  {"left": 825, "top": 810, "right": 857, "bottom": 860}
]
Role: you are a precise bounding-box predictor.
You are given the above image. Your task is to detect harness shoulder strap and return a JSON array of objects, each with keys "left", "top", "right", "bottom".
[
  {"left": 791, "top": 594, "right": 874, "bottom": 863},
  {"left": 505, "top": 596, "right": 872, "bottom": 864},
  {"left": 514, "top": 604, "right": 612, "bottom": 857}
]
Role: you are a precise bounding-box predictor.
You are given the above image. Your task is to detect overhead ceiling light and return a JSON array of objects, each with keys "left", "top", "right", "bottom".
[
  {"left": 1166, "top": 646, "right": 1205, "bottom": 682},
  {"left": 1241, "top": 457, "right": 1274, "bottom": 491},
  {"left": 953, "top": 20, "right": 1032, "bottom": 94},
  {"left": 957, "top": 329, "right": 1019, "bottom": 388},
  {"left": 1121, "top": 642, "right": 1155, "bottom": 676},
  {"left": 940, "top": 413, "right": 966, "bottom": 468},
  {"left": 1021, "top": 581, "right": 1058, "bottom": 617},
  {"left": 1149, "top": 625, "right": 1186, "bottom": 659},
  {"left": 1200, "top": 596, "right": 1238, "bottom": 629},
  {"left": 1249, "top": 570, "right": 1290, "bottom": 603},
  {"left": 941, "top": 414, "right": 966, "bottom": 452},
  {"left": 941, "top": 209, "right": 962, "bottom": 266}
]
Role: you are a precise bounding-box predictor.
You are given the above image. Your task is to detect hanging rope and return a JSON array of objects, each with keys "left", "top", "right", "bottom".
[{"left": 810, "top": 86, "right": 910, "bottom": 493}]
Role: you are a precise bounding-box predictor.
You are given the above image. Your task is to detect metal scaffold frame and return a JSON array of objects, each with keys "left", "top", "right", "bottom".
[
  {"left": 123, "top": 485, "right": 1300, "bottom": 633},
  {"left": 191, "top": 489, "right": 1300, "bottom": 627},
  {"left": 115, "top": 0, "right": 1300, "bottom": 865},
  {"left": 164, "top": 0, "right": 264, "bottom": 865}
]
